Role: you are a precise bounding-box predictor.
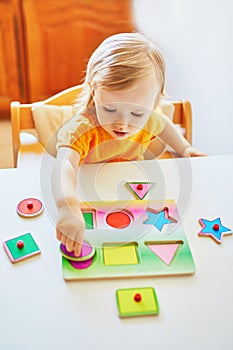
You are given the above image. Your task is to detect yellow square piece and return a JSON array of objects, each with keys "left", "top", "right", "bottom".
[
  {"left": 116, "top": 287, "right": 159, "bottom": 317},
  {"left": 103, "top": 243, "right": 138, "bottom": 266}
]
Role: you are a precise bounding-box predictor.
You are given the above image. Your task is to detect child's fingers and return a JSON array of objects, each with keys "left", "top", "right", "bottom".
[
  {"left": 56, "top": 229, "right": 66, "bottom": 245},
  {"left": 65, "top": 237, "right": 75, "bottom": 252},
  {"left": 183, "top": 147, "right": 208, "bottom": 157},
  {"left": 56, "top": 229, "right": 62, "bottom": 241},
  {"left": 61, "top": 236, "right": 82, "bottom": 257},
  {"left": 60, "top": 234, "right": 67, "bottom": 245},
  {"left": 191, "top": 151, "right": 208, "bottom": 157},
  {"left": 73, "top": 241, "right": 82, "bottom": 257},
  {"left": 63, "top": 238, "right": 82, "bottom": 257},
  {"left": 56, "top": 221, "right": 84, "bottom": 256}
]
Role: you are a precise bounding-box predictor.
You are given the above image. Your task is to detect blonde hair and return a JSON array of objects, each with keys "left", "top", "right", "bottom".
[{"left": 75, "top": 32, "right": 166, "bottom": 113}]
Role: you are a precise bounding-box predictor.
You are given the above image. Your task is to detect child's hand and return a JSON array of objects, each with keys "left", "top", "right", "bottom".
[
  {"left": 182, "top": 146, "right": 208, "bottom": 157},
  {"left": 56, "top": 203, "right": 85, "bottom": 256}
]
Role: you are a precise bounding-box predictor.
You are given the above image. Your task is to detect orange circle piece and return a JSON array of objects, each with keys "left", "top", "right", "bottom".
[
  {"left": 106, "top": 211, "right": 131, "bottom": 229},
  {"left": 17, "top": 198, "right": 43, "bottom": 217}
]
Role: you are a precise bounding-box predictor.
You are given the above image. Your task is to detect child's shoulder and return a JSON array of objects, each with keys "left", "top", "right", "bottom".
[
  {"left": 57, "top": 109, "right": 98, "bottom": 143},
  {"left": 141, "top": 107, "right": 167, "bottom": 137},
  {"left": 64, "top": 109, "right": 97, "bottom": 130},
  {"left": 147, "top": 109, "right": 166, "bottom": 127}
]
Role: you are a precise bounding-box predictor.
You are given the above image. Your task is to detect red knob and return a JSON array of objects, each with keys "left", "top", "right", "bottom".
[
  {"left": 213, "top": 224, "right": 219, "bottom": 231},
  {"left": 27, "top": 201, "right": 33, "bottom": 209},
  {"left": 134, "top": 293, "right": 142, "bottom": 302},
  {"left": 17, "top": 240, "right": 24, "bottom": 249}
]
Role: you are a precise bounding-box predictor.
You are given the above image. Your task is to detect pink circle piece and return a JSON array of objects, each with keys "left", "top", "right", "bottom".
[
  {"left": 17, "top": 198, "right": 43, "bottom": 218},
  {"left": 69, "top": 258, "right": 93, "bottom": 270},
  {"left": 60, "top": 241, "right": 95, "bottom": 261}
]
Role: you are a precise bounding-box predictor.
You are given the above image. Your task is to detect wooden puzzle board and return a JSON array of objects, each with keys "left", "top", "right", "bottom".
[{"left": 62, "top": 199, "right": 195, "bottom": 280}]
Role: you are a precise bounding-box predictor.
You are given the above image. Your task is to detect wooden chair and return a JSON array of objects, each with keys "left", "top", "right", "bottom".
[
  {"left": 156, "top": 100, "right": 192, "bottom": 159},
  {"left": 11, "top": 85, "right": 192, "bottom": 167},
  {"left": 11, "top": 85, "right": 83, "bottom": 167}
]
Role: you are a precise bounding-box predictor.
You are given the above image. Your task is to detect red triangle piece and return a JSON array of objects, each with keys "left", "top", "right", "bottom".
[{"left": 146, "top": 243, "right": 180, "bottom": 266}]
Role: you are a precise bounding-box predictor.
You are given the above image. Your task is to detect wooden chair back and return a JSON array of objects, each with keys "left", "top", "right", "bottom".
[
  {"left": 173, "top": 100, "right": 192, "bottom": 143},
  {"left": 11, "top": 85, "right": 83, "bottom": 167}
]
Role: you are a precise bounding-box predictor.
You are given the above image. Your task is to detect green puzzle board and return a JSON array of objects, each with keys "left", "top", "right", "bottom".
[{"left": 62, "top": 199, "right": 195, "bottom": 281}]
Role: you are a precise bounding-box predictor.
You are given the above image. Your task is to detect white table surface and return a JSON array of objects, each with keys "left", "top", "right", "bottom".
[{"left": 0, "top": 155, "right": 233, "bottom": 350}]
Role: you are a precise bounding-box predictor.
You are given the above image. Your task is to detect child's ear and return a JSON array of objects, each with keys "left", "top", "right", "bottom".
[
  {"left": 92, "top": 90, "right": 96, "bottom": 105},
  {"left": 88, "top": 80, "right": 95, "bottom": 97}
]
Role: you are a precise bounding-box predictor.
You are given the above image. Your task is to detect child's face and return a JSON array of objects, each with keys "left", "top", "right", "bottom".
[{"left": 93, "top": 74, "right": 161, "bottom": 139}]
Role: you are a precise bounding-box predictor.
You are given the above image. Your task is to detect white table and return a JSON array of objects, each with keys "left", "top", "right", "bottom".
[{"left": 0, "top": 155, "right": 233, "bottom": 350}]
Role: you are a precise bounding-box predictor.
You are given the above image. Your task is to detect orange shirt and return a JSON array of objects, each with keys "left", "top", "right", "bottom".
[{"left": 57, "top": 110, "right": 165, "bottom": 164}]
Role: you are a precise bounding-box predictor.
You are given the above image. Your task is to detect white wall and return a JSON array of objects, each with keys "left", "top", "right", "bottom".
[{"left": 133, "top": 0, "right": 233, "bottom": 155}]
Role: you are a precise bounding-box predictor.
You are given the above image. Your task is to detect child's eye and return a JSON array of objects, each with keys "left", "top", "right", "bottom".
[
  {"left": 131, "top": 112, "right": 144, "bottom": 117},
  {"left": 103, "top": 107, "right": 117, "bottom": 113}
]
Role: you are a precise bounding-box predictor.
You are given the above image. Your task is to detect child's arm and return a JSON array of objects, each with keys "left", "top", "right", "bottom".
[
  {"left": 149, "top": 116, "right": 207, "bottom": 157},
  {"left": 52, "top": 147, "right": 85, "bottom": 256}
]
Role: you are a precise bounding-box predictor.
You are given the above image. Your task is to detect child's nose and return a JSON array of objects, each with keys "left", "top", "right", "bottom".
[{"left": 114, "top": 112, "right": 130, "bottom": 125}]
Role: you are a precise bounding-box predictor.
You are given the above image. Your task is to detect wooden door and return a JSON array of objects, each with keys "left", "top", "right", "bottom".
[
  {"left": 22, "top": 0, "right": 135, "bottom": 102},
  {"left": 0, "top": 0, "right": 27, "bottom": 117}
]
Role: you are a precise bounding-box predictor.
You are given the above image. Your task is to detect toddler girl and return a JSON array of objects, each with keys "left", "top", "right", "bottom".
[{"left": 52, "top": 32, "right": 205, "bottom": 256}]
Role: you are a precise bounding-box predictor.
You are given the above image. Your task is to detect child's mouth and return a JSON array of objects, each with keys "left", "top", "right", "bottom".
[{"left": 113, "top": 130, "right": 129, "bottom": 137}]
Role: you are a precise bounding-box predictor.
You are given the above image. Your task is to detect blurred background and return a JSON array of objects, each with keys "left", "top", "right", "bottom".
[
  {"left": 0, "top": 0, "right": 232, "bottom": 168},
  {"left": 134, "top": 0, "right": 233, "bottom": 157}
]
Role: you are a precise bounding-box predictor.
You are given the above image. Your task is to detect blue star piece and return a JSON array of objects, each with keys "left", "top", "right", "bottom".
[
  {"left": 198, "top": 217, "right": 232, "bottom": 244},
  {"left": 143, "top": 208, "right": 176, "bottom": 231}
]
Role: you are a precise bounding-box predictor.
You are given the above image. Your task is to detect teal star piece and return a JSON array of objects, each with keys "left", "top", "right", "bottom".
[
  {"left": 143, "top": 208, "right": 176, "bottom": 231},
  {"left": 198, "top": 217, "right": 232, "bottom": 244}
]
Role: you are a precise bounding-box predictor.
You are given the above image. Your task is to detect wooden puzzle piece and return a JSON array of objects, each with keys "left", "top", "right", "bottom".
[
  {"left": 143, "top": 207, "right": 177, "bottom": 231},
  {"left": 125, "top": 182, "right": 155, "bottom": 200},
  {"left": 16, "top": 197, "right": 44, "bottom": 218},
  {"left": 198, "top": 217, "right": 232, "bottom": 244},
  {"left": 3, "top": 233, "right": 41, "bottom": 263},
  {"left": 116, "top": 287, "right": 159, "bottom": 317},
  {"left": 69, "top": 257, "right": 94, "bottom": 270},
  {"left": 60, "top": 241, "right": 96, "bottom": 262}
]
